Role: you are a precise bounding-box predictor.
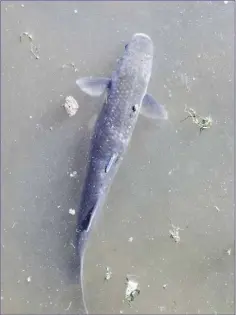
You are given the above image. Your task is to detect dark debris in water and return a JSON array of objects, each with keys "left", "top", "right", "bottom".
[{"left": 181, "top": 105, "right": 213, "bottom": 133}]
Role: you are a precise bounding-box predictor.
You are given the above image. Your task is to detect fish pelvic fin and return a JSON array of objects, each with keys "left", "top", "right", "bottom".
[
  {"left": 76, "top": 77, "right": 111, "bottom": 97},
  {"left": 141, "top": 93, "right": 168, "bottom": 120}
]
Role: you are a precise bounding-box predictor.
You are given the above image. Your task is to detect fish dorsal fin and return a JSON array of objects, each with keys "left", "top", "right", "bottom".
[
  {"left": 141, "top": 93, "right": 168, "bottom": 120},
  {"left": 76, "top": 77, "right": 111, "bottom": 97}
]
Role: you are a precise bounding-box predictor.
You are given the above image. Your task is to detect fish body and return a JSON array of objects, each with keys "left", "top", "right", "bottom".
[{"left": 75, "top": 33, "right": 168, "bottom": 313}]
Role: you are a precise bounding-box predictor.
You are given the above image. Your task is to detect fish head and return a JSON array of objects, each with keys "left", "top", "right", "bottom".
[
  {"left": 121, "top": 33, "right": 154, "bottom": 83},
  {"left": 130, "top": 33, "right": 153, "bottom": 54}
]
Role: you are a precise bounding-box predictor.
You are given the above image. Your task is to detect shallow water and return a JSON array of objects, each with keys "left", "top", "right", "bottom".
[{"left": 1, "top": 1, "right": 234, "bottom": 314}]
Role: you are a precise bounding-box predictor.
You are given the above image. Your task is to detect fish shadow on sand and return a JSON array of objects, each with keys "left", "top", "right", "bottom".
[
  {"left": 66, "top": 131, "right": 91, "bottom": 282},
  {"left": 51, "top": 126, "right": 92, "bottom": 314},
  {"left": 39, "top": 90, "right": 101, "bottom": 282},
  {"left": 64, "top": 98, "right": 103, "bottom": 283}
]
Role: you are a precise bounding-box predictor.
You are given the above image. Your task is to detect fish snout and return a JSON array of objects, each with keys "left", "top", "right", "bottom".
[
  {"left": 133, "top": 33, "right": 151, "bottom": 41},
  {"left": 130, "top": 33, "right": 153, "bottom": 56}
]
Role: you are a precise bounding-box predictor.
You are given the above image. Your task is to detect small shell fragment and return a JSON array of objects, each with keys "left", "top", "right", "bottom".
[
  {"left": 214, "top": 205, "right": 221, "bottom": 212},
  {"left": 63, "top": 96, "right": 79, "bottom": 117},
  {"left": 26, "top": 276, "right": 31, "bottom": 283},
  {"left": 69, "top": 171, "right": 78, "bottom": 178},
  {"left": 104, "top": 267, "right": 112, "bottom": 281},
  {"left": 69, "top": 208, "right": 76, "bottom": 216},
  {"left": 125, "top": 277, "right": 140, "bottom": 303}
]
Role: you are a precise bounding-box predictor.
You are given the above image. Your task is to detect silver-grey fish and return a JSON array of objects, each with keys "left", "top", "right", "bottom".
[{"left": 75, "top": 33, "right": 168, "bottom": 313}]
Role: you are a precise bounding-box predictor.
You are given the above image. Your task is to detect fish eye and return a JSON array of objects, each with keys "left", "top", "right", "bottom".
[{"left": 132, "top": 105, "right": 138, "bottom": 112}]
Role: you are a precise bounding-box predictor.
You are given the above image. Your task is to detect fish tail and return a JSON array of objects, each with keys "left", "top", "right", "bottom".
[
  {"left": 79, "top": 251, "right": 89, "bottom": 314},
  {"left": 76, "top": 229, "right": 89, "bottom": 314}
]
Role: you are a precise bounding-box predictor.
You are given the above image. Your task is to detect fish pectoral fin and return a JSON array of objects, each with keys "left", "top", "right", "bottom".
[
  {"left": 141, "top": 93, "right": 168, "bottom": 120},
  {"left": 76, "top": 77, "right": 111, "bottom": 97}
]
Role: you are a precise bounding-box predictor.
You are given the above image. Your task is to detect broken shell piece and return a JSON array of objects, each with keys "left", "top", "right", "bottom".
[
  {"left": 214, "top": 205, "right": 221, "bottom": 212},
  {"left": 63, "top": 96, "right": 79, "bottom": 117},
  {"left": 20, "top": 32, "right": 33, "bottom": 42},
  {"left": 61, "top": 62, "right": 78, "bottom": 73},
  {"left": 169, "top": 224, "right": 182, "bottom": 243},
  {"left": 104, "top": 267, "right": 112, "bottom": 281},
  {"left": 65, "top": 301, "right": 72, "bottom": 311},
  {"left": 30, "top": 43, "right": 40, "bottom": 59},
  {"left": 125, "top": 277, "right": 140, "bottom": 303}
]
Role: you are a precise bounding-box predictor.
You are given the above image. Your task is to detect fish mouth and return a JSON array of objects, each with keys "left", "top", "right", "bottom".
[
  {"left": 125, "top": 33, "right": 151, "bottom": 50},
  {"left": 133, "top": 33, "right": 151, "bottom": 40},
  {"left": 129, "top": 32, "right": 153, "bottom": 57}
]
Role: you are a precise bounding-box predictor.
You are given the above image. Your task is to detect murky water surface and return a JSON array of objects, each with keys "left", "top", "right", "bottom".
[{"left": 1, "top": 1, "right": 234, "bottom": 314}]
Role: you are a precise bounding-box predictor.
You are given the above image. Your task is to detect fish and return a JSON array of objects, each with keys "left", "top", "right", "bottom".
[{"left": 75, "top": 33, "right": 168, "bottom": 313}]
